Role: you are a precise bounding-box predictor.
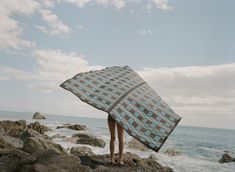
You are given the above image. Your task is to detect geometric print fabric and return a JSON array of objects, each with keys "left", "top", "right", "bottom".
[{"left": 60, "top": 66, "right": 181, "bottom": 152}]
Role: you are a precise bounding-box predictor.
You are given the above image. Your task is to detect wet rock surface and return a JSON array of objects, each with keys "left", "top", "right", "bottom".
[
  {"left": 73, "top": 133, "right": 106, "bottom": 148},
  {"left": 56, "top": 123, "right": 87, "bottom": 131},
  {"left": 219, "top": 153, "right": 235, "bottom": 163},
  {"left": 51, "top": 133, "right": 67, "bottom": 139}
]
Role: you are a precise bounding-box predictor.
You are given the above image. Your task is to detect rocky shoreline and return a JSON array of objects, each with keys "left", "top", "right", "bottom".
[{"left": 0, "top": 119, "right": 173, "bottom": 172}]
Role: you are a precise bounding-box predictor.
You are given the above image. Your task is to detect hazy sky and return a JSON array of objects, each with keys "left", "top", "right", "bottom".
[{"left": 0, "top": 0, "right": 234, "bottom": 129}]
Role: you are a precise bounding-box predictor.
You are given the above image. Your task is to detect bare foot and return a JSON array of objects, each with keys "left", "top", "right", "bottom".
[{"left": 109, "top": 159, "right": 115, "bottom": 165}]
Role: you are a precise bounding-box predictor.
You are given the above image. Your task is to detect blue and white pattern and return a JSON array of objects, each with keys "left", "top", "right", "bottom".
[{"left": 60, "top": 66, "right": 181, "bottom": 152}]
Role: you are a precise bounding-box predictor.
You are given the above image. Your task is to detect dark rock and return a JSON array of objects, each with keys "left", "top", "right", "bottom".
[
  {"left": 0, "top": 133, "right": 23, "bottom": 149},
  {"left": 78, "top": 152, "right": 173, "bottom": 172},
  {"left": 77, "top": 138, "right": 106, "bottom": 148},
  {"left": 22, "top": 136, "right": 66, "bottom": 154},
  {"left": 0, "top": 149, "right": 89, "bottom": 172},
  {"left": 164, "top": 148, "right": 180, "bottom": 156},
  {"left": 56, "top": 123, "right": 87, "bottom": 131},
  {"left": 71, "top": 146, "right": 95, "bottom": 156},
  {"left": 72, "top": 133, "right": 95, "bottom": 138},
  {"left": 0, "top": 148, "right": 34, "bottom": 172},
  {"left": 17, "top": 129, "right": 51, "bottom": 141},
  {"left": 73, "top": 133, "right": 106, "bottom": 148},
  {"left": 0, "top": 120, "right": 173, "bottom": 172},
  {"left": 127, "top": 138, "right": 149, "bottom": 151},
  {"left": 27, "top": 122, "right": 51, "bottom": 134},
  {"left": 20, "top": 150, "right": 91, "bottom": 172},
  {"left": 33, "top": 112, "right": 46, "bottom": 119},
  {"left": 0, "top": 120, "right": 26, "bottom": 136},
  {"left": 51, "top": 133, "right": 67, "bottom": 139},
  {"left": 219, "top": 153, "right": 235, "bottom": 163},
  {"left": 0, "top": 149, "right": 173, "bottom": 172},
  {"left": 0, "top": 125, "right": 5, "bottom": 133}
]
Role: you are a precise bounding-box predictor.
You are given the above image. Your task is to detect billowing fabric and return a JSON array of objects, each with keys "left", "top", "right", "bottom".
[{"left": 60, "top": 66, "right": 181, "bottom": 152}]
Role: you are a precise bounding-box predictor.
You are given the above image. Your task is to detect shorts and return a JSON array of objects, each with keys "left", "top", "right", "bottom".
[{"left": 107, "top": 114, "right": 115, "bottom": 122}]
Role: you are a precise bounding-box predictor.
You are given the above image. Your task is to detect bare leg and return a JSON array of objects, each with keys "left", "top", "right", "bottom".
[
  {"left": 117, "top": 123, "right": 124, "bottom": 164},
  {"left": 108, "top": 120, "right": 116, "bottom": 164}
]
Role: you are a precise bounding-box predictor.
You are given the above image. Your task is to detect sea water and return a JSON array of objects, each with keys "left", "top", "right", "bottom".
[{"left": 0, "top": 110, "right": 235, "bottom": 172}]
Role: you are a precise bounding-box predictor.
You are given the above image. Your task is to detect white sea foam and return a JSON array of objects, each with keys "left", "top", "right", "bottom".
[{"left": 157, "top": 153, "right": 235, "bottom": 172}]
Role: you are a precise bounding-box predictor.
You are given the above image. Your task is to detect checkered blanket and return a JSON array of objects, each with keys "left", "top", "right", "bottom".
[{"left": 60, "top": 66, "right": 181, "bottom": 152}]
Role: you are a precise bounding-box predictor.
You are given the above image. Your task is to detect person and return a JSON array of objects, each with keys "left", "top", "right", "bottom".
[{"left": 107, "top": 113, "right": 124, "bottom": 165}]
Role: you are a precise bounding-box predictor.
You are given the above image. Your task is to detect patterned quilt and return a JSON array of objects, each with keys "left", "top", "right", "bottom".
[{"left": 60, "top": 66, "right": 181, "bottom": 152}]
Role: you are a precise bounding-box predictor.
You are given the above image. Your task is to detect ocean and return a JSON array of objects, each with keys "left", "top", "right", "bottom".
[{"left": 0, "top": 110, "right": 235, "bottom": 172}]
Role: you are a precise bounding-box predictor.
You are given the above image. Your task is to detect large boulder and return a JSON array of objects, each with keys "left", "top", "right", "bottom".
[
  {"left": 78, "top": 152, "right": 173, "bottom": 172},
  {"left": 22, "top": 136, "right": 66, "bottom": 154},
  {"left": 127, "top": 138, "right": 149, "bottom": 151},
  {"left": 77, "top": 138, "right": 106, "bottom": 148},
  {"left": 0, "top": 133, "right": 23, "bottom": 149},
  {"left": 0, "top": 148, "right": 34, "bottom": 172},
  {"left": 33, "top": 112, "right": 46, "bottom": 119},
  {"left": 70, "top": 146, "right": 95, "bottom": 156},
  {"left": 27, "top": 122, "right": 51, "bottom": 134},
  {"left": 72, "top": 133, "right": 106, "bottom": 148},
  {"left": 57, "top": 123, "right": 87, "bottom": 131},
  {"left": 0, "top": 149, "right": 90, "bottom": 172},
  {"left": 219, "top": 153, "right": 235, "bottom": 163},
  {"left": 18, "top": 129, "right": 51, "bottom": 141},
  {"left": 20, "top": 150, "right": 91, "bottom": 172},
  {"left": 0, "top": 120, "right": 26, "bottom": 136}
]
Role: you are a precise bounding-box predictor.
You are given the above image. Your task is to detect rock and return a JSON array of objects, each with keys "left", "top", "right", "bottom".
[
  {"left": 63, "top": 137, "right": 78, "bottom": 144},
  {"left": 164, "top": 148, "right": 180, "bottom": 156},
  {"left": 51, "top": 133, "right": 66, "bottom": 139},
  {"left": 72, "top": 133, "right": 106, "bottom": 148},
  {"left": 71, "top": 146, "right": 95, "bottom": 156},
  {"left": 18, "top": 129, "right": 51, "bottom": 141},
  {"left": 0, "top": 149, "right": 90, "bottom": 172},
  {"left": 77, "top": 138, "right": 106, "bottom": 148},
  {"left": 219, "top": 153, "right": 235, "bottom": 163},
  {"left": 72, "top": 133, "right": 94, "bottom": 138},
  {"left": 0, "top": 148, "right": 34, "bottom": 172},
  {"left": 20, "top": 150, "right": 91, "bottom": 172},
  {"left": 33, "top": 112, "right": 46, "bottom": 119},
  {"left": 0, "top": 133, "right": 23, "bottom": 149},
  {"left": 148, "top": 154, "right": 158, "bottom": 161},
  {"left": 27, "top": 122, "right": 51, "bottom": 134},
  {"left": 57, "top": 123, "right": 87, "bottom": 131},
  {"left": 0, "top": 119, "right": 173, "bottom": 172},
  {"left": 127, "top": 138, "right": 149, "bottom": 151},
  {"left": 0, "top": 120, "right": 26, "bottom": 136},
  {"left": 0, "top": 125, "right": 5, "bottom": 133},
  {"left": 78, "top": 152, "right": 173, "bottom": 172},
  {"left": 22, "top": 136, "right": 66, "bottom": 154}
]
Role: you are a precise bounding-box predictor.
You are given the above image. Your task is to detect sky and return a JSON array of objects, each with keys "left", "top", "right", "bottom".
[{"left": 0, "top": 0, "right": 234, "bottom": 129}]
